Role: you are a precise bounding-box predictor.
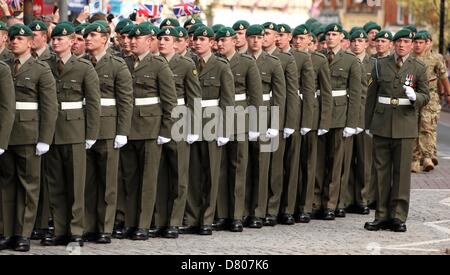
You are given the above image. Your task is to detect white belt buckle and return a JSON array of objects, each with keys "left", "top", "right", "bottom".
[
  {"left": 16, "top": 102, "right": 38, "bottom": 110},
  {"left": 235, "top": 94, "right": 247, "bottom": 102},
  {"left": 332, "top": 90, "right": 347, "bottom": 97},
  {"left": 201, "top": 99, "right": 219, "bottom": 107},
  {"left": 135, "top": 97, "right": 160, "bottom": 106},
  {"left": 61, "top": 101, "right": 83, "bottom": 110},
  {"left": 177, "top": 98, "right": 185, "bottom": 105},
  {"left": 101, "top": 98, "right": 117, "bottom": 106}
]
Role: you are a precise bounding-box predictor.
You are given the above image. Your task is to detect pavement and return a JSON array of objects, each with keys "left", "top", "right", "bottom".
[{"left": 2, "top": 111, "right": 450, "bottom": 255}]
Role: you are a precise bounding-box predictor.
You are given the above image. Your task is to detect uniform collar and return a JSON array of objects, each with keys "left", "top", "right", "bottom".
[
  {"left": 237, "top": 46, "right": 248, "bottom": 54},
  {"left": 163, "top": 52, "right": 176, "bottom": 62},
  {"left": 58, "top": 52, "right": 72, "bottom": 64},
  {"left": 266, "top": 46, "right": 277, "bottom": 55},
  {"left": 36, "top": 45, "right": 47, "bottom": 57},
  {"left": 200, "top": 51, "right": 212, "bottom": 63},
  {"left": 17, "top": 53, "right": 32, "bottom": 65},
  {"left": 394, "top": 53, "right": 410, "bottom": 63},
  {"left": 138, "top": 51, "right": 150, "bottom": 61},
  {"left": 226, "top": 51, "right": 237, "bottom": 61},
  {"left": 95, "top": 50, "right": 107, "bottom": 63},
  {"left": 248, "top": 49, "right": 262, "bottom": 60}
]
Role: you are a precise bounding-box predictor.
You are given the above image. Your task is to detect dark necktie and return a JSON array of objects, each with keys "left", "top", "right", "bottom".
[
  {"left": 327, "top": 51, "right": 334, "bottom": 64},
  {"left": 14, "top": 59, "right": 20, "bottom": 76},
  {"left": 198, "top": 58, "right": 206, "bottom": 74},
  {"left": 396, "top": 56, "right": 403, "bottom": 70},
  {"left": 133, "top": 55, "right": 139, "bottom": 68},
  {"left": 91, "top": 56, "right": 97, "bottom": 67},
  {"left": 31, "top": 51, "right": 38, "bottom": 59},
  {"left": 57, "top": 59, "right": 64, "bottom": 75}
]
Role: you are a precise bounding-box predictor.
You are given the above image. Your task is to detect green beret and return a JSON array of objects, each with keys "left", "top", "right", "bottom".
[
  {"left": 157, "top": 27, "right": 179, "bottom": 38},
  {"left": 75, "top": 23, "right": 89, "bottom": 35},
  {"left": 349, "top": 27, "right": 360, "bottom": 35},
  {"left": 363, "top": 21, "right": 381, "bottom": 33},
  {"left": 314, "top": 25, "right": 325, "bottom": 36},
  {"left": 193, "top": 26, "right": 214, "bottom": 38},
  {"left": 188, "top": 23, "right": 204, "bottom": 35},
  {"left": 414, "top": 30, "right": 431, "bottom": 41},
  {"left": 262, "top": 22, "right": 277, "bottom": 31},
  {"left": 29, "top": 20, "right": 48, "bottom": 32},
  {"left": 311, "top": 33, "right": 316, "bottom": 42},
  {"left": 310, "top": 22, "right": 322, "bottom": 33},
  {"left": 92, "top": 20, "right": 109, "bottom": 29},
  {"left": 215, "top": 27, "right": 236, "bottom": 40},
  {"left": 246, "top": 24, "right": 265, "bottom": 37},
  {"left": 292, "top": 24, "right": 311, "bottom": 36},
  {"left": 174, "top": 26, "right": 188, "bottom": 38},
  {"left": 83, "top": 23, "right": 108, "bottom": 37},
  {"left": 232, "top": 20, "right": 250, "bottom": 31},
  {"left": 184, "top": 17, "right": 202, "bottom": 28},
  {"left": 114, "top": 19, "right": 133, "bottom": 33},
  {"left": 405, "top": 24, "right": 417, "bottom": 34},
  {"left": 393, "top": 28, "right": 414, "bottom": 41},
  {"left": 319, "top": 34, "right": 326, "bottom": 42},
  {"left": 343, "top": 30, "right": 350, "bottom": 40},
  {"left": 325, "top": 23, "right": 343, "bottom": 34},
  {"left": 305, "top": 18, "right": 318, "bottom": 28},
  {"left": 211, "top": 24, "right": 225, "bottom": 34},
  {"left": 160, "top": 18, "right": 180, "bottom": 28},
  {"left": 350, "top": 28, "right": 367, "bottom": 40},
  {"left": 0, "top": 21, "right": 8, "bottom": 32},
  {"left": 120, "top": 23, "right": 135, "bottom": 35},
  {"left": 51, "top": 22, "right": 75, "bottom": 38},
  {"left": 375, "top": 30, "right": 393, "bottom": 41},
  {"left": 8, "top": 24, "right": 33, "bottom": 39},
  {"left": 276, "top": 24, "right": 291, "bottom": 34}
]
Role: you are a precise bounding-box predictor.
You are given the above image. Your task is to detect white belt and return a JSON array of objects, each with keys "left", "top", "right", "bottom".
[
  {"left": 235, "top": 94, "right": 247, "bottom": 101},
  {"left": 61, "top": 101, "right": 83, "bottom": 110},
  {"left": 16, "top": 102, "right": 38, "bottom": 110},
  {"left": 135, "top": 97, "right": 160, "bottom": 106},
  {"left": 201, "top": 99, "right": 219, "bottom": 107},
  {"left": 177, "top": 98, "right": 185, "bottom": 105},
  {"left": 101, "top": 98, "right": 116, "bottom": 106},
  {"left": 297, "top": 90, "right": 318, "bottom": 100},
  {"left": 378, "top": 96, "right": 411, "bottom": 106},
  {"left": 316, "top": 90, "right": 321, "bottom": 97},
  {"left": 262, "top": 92, "right": 272, "bottom": 102},
  {"left": 332, "top": 90, "right": 347, "bottom": 97}
]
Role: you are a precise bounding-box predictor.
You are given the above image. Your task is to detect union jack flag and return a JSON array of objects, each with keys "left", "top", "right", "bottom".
[
  {"left": 6, "top": 0, "right": 22, "bottom": 11},
  {"left": 172, "top": 3, "right": 201, "bottom": 18},
  {"left": 138, "top": 3, "right": 163, "bottom": 19}
]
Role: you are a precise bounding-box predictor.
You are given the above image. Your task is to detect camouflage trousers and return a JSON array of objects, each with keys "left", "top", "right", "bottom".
[{"left": 413, "top": 91, "right": 441, "bottom": 161}]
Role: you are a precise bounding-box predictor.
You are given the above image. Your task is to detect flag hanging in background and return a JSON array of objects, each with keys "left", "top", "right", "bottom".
[
  {"left": 138, "top": 3, "right": 164, "bottom": 18},
  {"left": 309, "top": 0, "right": 322, "bottom": 18},
  {"left": 5, "top": 0, "right": 23, "bottom": 13},
  {"left": 89, "top": 0, "right": 102, "bottom": 15},
  {"left": 172, "top": 2, "right": 201, "bottom": 18}
]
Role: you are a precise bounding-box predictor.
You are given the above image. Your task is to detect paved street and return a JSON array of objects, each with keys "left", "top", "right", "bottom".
[{"left": 2, "top": 113, "right": 450, "bottom": 255}]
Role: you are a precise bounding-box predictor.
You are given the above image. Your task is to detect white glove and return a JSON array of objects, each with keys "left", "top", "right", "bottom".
[
  {"left": 0, "top": 148, "right": 4, "bottom": 156},
  {"left": 283, "top": 128, "right": 295, "bottom": 139},
  {"left": 248, "top": 131, "right": 260, "bottom": 141},
  {"left": 343, "top": 127, "right": 356, "bottom": 138},
  {"left": 157, "top": 136, "right": 171, "bottom": 145},
  {"left": 186, "top": 134, "right": 199, "bottom": 144},
  {"left": 266, "top": 128, "right": 279, "bottom": 139},
  {"left": 365, "top": 130, "right": 373, "bottom": 138},
  {"left": 85, "top": 139, "right": 96, "bottom": 150},
  {"left": 114, "top": 135, "right": 128, "bottom": 149},
  {"left": 300, "top": 128, "right": 312, "bottom": 136},
  {"left": 356, "top": 127, "right": 364, "bottom": 134},
  {"left": 318, "top": 129, "right": 329, "bottom": 136},
  {"left": 36, "top": 142, "right": 50, "bottom": 156},
  {"left": 403, "top": 85, "right": 416, "bottom": 101},
  {"left": 217, "top": 137, "right": 229, "bottom": 147}
]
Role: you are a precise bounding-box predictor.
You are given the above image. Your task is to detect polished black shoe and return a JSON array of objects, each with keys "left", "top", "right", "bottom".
[
  {"left": 131, "top": 228, "right": 149, "bottom": 241},
  {"left": 279, "top": 214, "right": 295, "bottom": 225},
  {"left": 242, "top": 216, "right": 251, "bottom": 227},
  {"left": 82, "top": 232, "right": 98, "bottom": 242},
  {"left": 263, "top": 215, "right": 277, "bottom": 226},
  {"left": 31, "top": 229, "right": 46, "bottom": 240},
  {"left": 364, "top": 219, "right": 392, "bottom": 231},
  {"left": 124, "top": 227, "right": 138, "bottom": 239},
  {"left": 295, "top": 212, "right": 311, "bottom": 223},
  {"left": 230, "top": 220, "right": 243, "bottom": 232},
  {"left": 112, "top": 221, "right": 125, "bottom": 239},
  {"left": 179, "top": 226, "right": 199, "bottom": 235},
  {"left": 69, "top": 235, "right": 84, "bottom": 247},
  {"left": 163, "top": 226, "right": 179, "bottom": 238},
  {"left": 310, "top": 209, "right": 323, "bottom": 220},
  {"left": 96, "top": 233, "right": 112, "bottom": 244},
  {"left": 323, "top": 209, "right": 335, "bottom": 220},
  {"left": 367, "top": 201, "right": 377, "bottom": 210},
  {"left": 41, "top": 235, "right": 69, "bottom": 246},
  {"left": 0, "top": 236, "right": 17, "bottom": 250},
  {"left": 48, "top": 218, "right": 55, "bottom": 234},
  {"left": 198, "top": 225, "right": 213, "bottom": 236},
  {"left": 248, "top": 217, "right": 263, "bottom": 229},
  {"left": 212, "top": 218, "right": 228, "bottom": 231},
  {"left": 14, "top": 237, "right": 30, "bottom": 252},
  {"left": 148, "top": 227, "right": 164, "bottom": 238},
  {"left": 391, "top": 219, "right": 407, "bottom": 232},
  {"left": 335, "top": 208, "right": 346, "bottom": 218}
]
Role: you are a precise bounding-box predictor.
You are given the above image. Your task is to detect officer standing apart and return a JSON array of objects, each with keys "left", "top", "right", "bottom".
[
  {"left": 365, "top": 29, "right": 429, "bottom": 232},
  {"left": 0, "top": 22, "right": 13, "bottom": 61},
  {"left": 0, "top": 24, "right": 57, "bottom": 252}
]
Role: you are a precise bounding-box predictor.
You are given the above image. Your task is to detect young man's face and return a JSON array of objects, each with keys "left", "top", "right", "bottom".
[
  {"left": 292, "top": 34, "right": 311, "bottom": 50},
  {"left": 85, "top": 32, "right": 108, "bottom": 53},
  {"left": 326, "top": 31, "right": 343, "bottom": 49},
  {"left": 10, "top": 36, "right": 32, "bottom": 56},
  {"left": 376, "top": 38, "right": 392, "bottom": 55},
  {"left": 247, "top": 35, "right": 263, "bottom": 53},
  {"left": 0, "top": 31, "right": 8, "bottom": 49},
  {"left": 368, "top": 29, "right": 379, "bottom": 47},
  {"left": 235, "top": 29, "right": 247, "bottom": 49},
  {"left": 71, "top": 34, "right": 86, "bottom": 56},
  {"left": 52, "top": 35, "right": 74, "bottom": 55},
  {"left": 395, "top": 38, "right": 413, "bottom": 57},
  {"left": 194, "top": 36, "right": 214, "bottom": 56},
  {"left": 263, "top": 29, "right": 277, "bottom": 49},
  {"left": 174, "top": 37, "right": 189, "bottom": 54},
  {"left": 350, "top": 38, "right": 368, "bottom": 55},
  {"left": 276, "top": 32, "right": 292, "bottom": 50},
  {"left": 32, "top": 31, "right": 47, "bottom": 50},
  {"left": 150, "top": 35, "right": 159, "bottom": 53},
  {"left": 217, "top": 36, "right": 236, "bottom": 57},
  {"left": 130, "top": 35, "right": 151, "bottom": 56},
  {"left": 413, "top": 39, "right": 429, "bottom": 55},
  {"left": 158, "top": 35, "right": 175, "bottom": 56},
  {"left": 120, "top": 34, "right": 131, "bottom": 53}
]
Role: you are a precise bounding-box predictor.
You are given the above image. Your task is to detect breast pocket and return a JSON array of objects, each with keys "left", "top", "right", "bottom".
[
  {"left": 202, "top": 78, "right": 221, "bottom": 99},
  {"left": 99, "top": 77, "right": 115, "bottom": 94},
  {"left": 260, "top": 75, "right": 272, "bottom": 93},
  {"left": 16, "top": 79, "right": 37, "bottom": 94},
  {"left": 62, "top": 81, "right": 83, "bottom": 99},
  {"left": 331, "top": 70, "right": 348, "bottom": 88},
  {"left": 135, "top": 74, "right": 157, "bottom": 91}
]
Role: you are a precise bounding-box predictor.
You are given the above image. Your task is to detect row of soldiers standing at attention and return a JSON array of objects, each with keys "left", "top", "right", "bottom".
[{"left": 0, "top": 13, "right": 438, "bottom": 252}]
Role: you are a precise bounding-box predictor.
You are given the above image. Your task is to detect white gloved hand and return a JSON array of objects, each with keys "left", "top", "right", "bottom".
[
  {"left": 300, "top": 128, "right": 312, "bottom": 136},
  {"left": 36, "top": 142, "right": 50, "bottom": 156},
  {"left": 283, "top": 128, "right": 295, "bottom": 139},
  {"left": 85, "top": 139, "right": 96, "bottom": 150},
  {"left": 157, "top": 136, "right": 171, "bottom": 145},
  {"left": 343, "top": 127, "right": 357, "bottom": 138},
  {"left": 248, "top": 131, "right": 260, "bottom": 141},
  {"left": 217, "top": 137, "right": 229, "bottom": 147},
  {"left": 318, "top": 129, "right": 329, "bottom": 136},
  {"left": 365, "top": 130, "right": 373, "bottom": 138},
  {"left": 0, "top": 148, "right": 4, "bottom": 156},
  {"left": 186, "top": 134, "right": 199, "bottom": 144},
  {"left": 266, "top": 128, "right": 279, "bottom": 139},
  {"left": 114, "top": 135, "right": 128, "bottom": 149},
  {"left": 356, "top": 127, "right": 364, "bottom": 134},
  {"left": 403, "top": 85, "right": 416, "bottom": 101}
]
